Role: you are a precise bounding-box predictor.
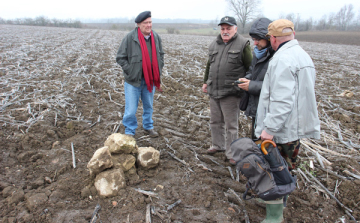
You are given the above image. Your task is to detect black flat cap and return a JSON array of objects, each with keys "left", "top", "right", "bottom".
[
  {"left": 135, "top": 11, "right": 151, "bottom": 23},
  {"left": 218, "top": 16, "right": 237, "bottom": 26}
]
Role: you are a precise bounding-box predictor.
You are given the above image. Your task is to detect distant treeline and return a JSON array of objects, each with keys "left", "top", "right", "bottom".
[
  {"left": 0, "top": 16, "right": 82, "bottom": 28},
  {"left": 81, "top": 17, "right": 211, "bottom": 24}
]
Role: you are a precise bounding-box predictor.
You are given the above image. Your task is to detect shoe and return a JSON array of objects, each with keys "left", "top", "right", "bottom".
[
  {"left": 206, "top": 147, "right": 222, "bottom": 154},
  {"left": 229, "top": 159, "right": 236, "bottom": 166},
  {"left": 145, "top": 129, "right": 159, "bottom": 138}
]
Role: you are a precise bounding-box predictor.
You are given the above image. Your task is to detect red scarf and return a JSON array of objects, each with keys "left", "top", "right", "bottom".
[{"left": 137, "top": 28, "right": 161, "bottom": 92}]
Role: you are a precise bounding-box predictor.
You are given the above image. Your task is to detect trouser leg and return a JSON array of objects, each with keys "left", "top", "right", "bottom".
[
  {"left": 277, "top": 140, "right": 300, "bottom": 171},
  {"left": 123, "top": 82, "right": 141, "bottom": 135},
  {"left": 140, "top": 79, "right": 155, "bottom": 130},
  {"left": 220, "top": 96, "right": 240, "bottom": 159},
  {"left": 251, "top": 117, "right": 256, "bottom": 140},
  {"left": 209, "top": 97, "right": 225, "bottom": 151}
]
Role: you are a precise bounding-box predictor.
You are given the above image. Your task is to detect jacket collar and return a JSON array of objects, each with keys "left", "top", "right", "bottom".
[
  {"left": 275, "top": 39, "right": 298, "bottom": 54},
  {"left": 216, "top": 32, "right": 238, "bottom": 44}
]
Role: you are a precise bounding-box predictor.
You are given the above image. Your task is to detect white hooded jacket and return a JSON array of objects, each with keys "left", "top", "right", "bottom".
[{"left": 255, "top": 39, "right": 320, "bottom": 143}]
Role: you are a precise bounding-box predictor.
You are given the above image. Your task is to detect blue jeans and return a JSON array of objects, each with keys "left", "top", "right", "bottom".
[{"left": 123, "top": 78, "right": 155, "bottom": 135}]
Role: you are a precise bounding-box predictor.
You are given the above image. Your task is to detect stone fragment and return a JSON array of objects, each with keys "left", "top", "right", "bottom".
[
  {"left": 111, "top": 154, "right": 136, "bottom": 171},
  {"left": 104, "top": 133, "right": 137, "bottom": 154},
  {"left": 26, "top": 193, "right": 48, "bottom": 211},
  {"left": 44, "top": 177, "right": 52, "bottom": 184},
  {"left": 94, "top": 168, "right": 126, "bottom": 197},
  {"left": 137, "top": 147, "right": 160, "bottom": 169},
  {"left": 87, "top": 146, "right": 113, "bottom": 176}
]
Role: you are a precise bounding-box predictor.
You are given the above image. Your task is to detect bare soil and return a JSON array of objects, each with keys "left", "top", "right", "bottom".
[{"left": 0, "top": 25, "right": 360, "bottom": 223}]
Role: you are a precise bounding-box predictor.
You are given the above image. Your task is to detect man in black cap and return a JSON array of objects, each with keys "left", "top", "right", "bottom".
[
  {"left": 116, "top": 11, "right": 164, "bottom": 138},
  {"left": 202, "top": 16, "right": 252, "bottom": 165}
]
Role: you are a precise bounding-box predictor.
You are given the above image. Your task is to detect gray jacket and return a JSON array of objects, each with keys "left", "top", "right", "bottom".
[
  {"left": 116, "top": 28, "right": 165, "bottom": 87},
  {"left": 255, "top": 40, "right": 320, "bottom": 143}
]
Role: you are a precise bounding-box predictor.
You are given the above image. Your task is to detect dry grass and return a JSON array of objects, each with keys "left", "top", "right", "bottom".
[{"left": 295, "top": 31, "right": 360, "bottom": 46}]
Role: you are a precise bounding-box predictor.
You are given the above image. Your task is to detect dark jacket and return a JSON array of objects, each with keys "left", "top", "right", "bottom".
[
  {"left": 244, "top": 46, "right": 274, "bottom": 117},
  {"left": 205, "top": 33, "right": 251, "bottom": 99},
  {"left": 245, "top": 17, "right": 273, "bottom": 118},
  {"left": 116, "top": 28, "right": 165, "bottom": 87}
]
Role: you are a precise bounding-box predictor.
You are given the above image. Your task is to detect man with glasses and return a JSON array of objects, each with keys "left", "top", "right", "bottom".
[
  {"left": 237, "top": 18, "right": 274, "bottom": 140},
  {"left": 255, "top": 19, "right": 320, "bottom": 171}
]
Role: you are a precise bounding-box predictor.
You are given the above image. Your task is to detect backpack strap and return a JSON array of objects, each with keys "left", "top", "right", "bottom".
[
  {"left": 243, "top": 182, "right": 255, "bottom": 200},
  {"left": 270, "top": 165, "right": 285, "bottom": 172},
  {"left": 283, "top": 195, "right": 288, "bottom": 207}
]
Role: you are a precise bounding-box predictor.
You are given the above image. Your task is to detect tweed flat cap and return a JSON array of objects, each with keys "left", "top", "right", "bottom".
[
  {"left": 135, "top": 11, "right": 151, "bottom": 23},
  {"left": 266, "top": 19, "right": 294, "bottom": 37}
]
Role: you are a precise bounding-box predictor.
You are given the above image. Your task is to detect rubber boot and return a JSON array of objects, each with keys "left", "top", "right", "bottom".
[{"left": 261, "top": 202, "right": 284, "bottom": 223}]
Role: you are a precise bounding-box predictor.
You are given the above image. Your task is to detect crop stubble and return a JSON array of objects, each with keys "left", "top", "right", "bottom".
[{"left": 0, "top": 25, "right": 360, "bottom": 222}]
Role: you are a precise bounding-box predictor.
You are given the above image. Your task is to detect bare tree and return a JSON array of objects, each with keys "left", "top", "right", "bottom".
[
  {"left": 335, "top": 4, "right": 355, "bottom": 31},
  {"left": 316, "top": 15, "right": 327, "bottom": 30},
  {"left": 226, "top": 0, "right": 261, "bottom": 33},
  {"left": 356, "top": 9, "right": 360, "bottom": 29},
  {"left": 285, "top": 13, "right": 295, "bottom": 22},
  {"left": 327, "top": 12, "right": 336, "bottom": 30}
]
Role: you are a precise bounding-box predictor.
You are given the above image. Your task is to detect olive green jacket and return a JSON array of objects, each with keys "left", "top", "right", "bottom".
[
  {"left": 204, "top": 33, "right": 252, "bottom": 99},
  {"left": 116, "top": 28, "right": 165, "bottom": 87}
]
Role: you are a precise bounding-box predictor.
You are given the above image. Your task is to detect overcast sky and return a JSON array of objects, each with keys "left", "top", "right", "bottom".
[{"left": 1, "top": 0, "right": 360, "bottom": 22}]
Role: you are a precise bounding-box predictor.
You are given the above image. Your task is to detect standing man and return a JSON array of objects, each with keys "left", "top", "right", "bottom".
[
  {"left": 116, "top": 11, "right": 164, "bottom": 137},
  {"left": 255, "top": 19, "right": 320, "bottom": 171},
  {"left": 202, "top": 16, "right": 252, "bottom": 164},
  {"left": 237, "top": 17, "right": 274, "bottom": 140}
]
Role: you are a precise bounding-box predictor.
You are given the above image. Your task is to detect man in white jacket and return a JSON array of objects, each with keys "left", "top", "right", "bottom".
[{"left": 255, "top": 19, "right": 320, "bottom": 171}]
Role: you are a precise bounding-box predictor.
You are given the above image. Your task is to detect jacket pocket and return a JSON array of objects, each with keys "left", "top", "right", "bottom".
[
  {"left": 228, "top": 50, "right": 241, "bottom": 64},
  {"left": 206, "top": 79, "right": 213, "bottom": 93},
  {"left": 125, "top": 55, "right": 142, "bottom": 82},
  {"left": 209, "top": 51, "right": 218, "bottom": 63},
  {"left": 159, "top": 51, "right": 165, "bottom": 70}
]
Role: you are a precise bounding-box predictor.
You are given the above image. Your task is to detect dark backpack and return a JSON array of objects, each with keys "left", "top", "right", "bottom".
[{"left": 230, "top": 138, "right": 296, "bottom": 201}]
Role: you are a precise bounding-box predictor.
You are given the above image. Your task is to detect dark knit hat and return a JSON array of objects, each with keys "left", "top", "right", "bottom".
[{"left": 135, "top": 11, "right": 151, "bottom": 23}]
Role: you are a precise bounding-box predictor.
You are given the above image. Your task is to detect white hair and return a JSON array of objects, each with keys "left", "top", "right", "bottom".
[{"left": 282, "top": 27, "right": 294, "bottom": 33}]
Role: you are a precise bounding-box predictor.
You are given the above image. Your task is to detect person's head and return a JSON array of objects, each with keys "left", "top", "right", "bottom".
[
  {"left": 218, "top": 16, "right": 238, "bottom": 43},
  {"left": 266, "top": 19, "right": 295, "bottom": 51},
  {"left": 135, "top": 11, "right": 152, "bottom": 36},
  {"left": 249, "top": 18, "right": 272, "bottom": 50}
]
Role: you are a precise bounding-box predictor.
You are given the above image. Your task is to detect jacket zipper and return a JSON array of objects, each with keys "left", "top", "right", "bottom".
[{"left": 216, "top": 44, "right": 226, "bottom": 98}]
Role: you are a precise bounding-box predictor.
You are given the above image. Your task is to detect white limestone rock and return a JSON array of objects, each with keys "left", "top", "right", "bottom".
[
  {"left": 87, "top": 146, "right": 113, "bottom": 176},
  {"left": 137, "top": 147, "right": 160, "bottom": 169},
  {"left": 111, "top": 154, "right": 136, "bottom": 171},
  {"left": 94, "top": 168, "right": 126, "bottom": 197},
  {"left": 104, "top": 133, "right": 137, "bottom": 154}
]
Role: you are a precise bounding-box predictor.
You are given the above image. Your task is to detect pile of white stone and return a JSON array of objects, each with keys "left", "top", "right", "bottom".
[{"left": 87, "top": 133, "right": 160, "bottom": 197}]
